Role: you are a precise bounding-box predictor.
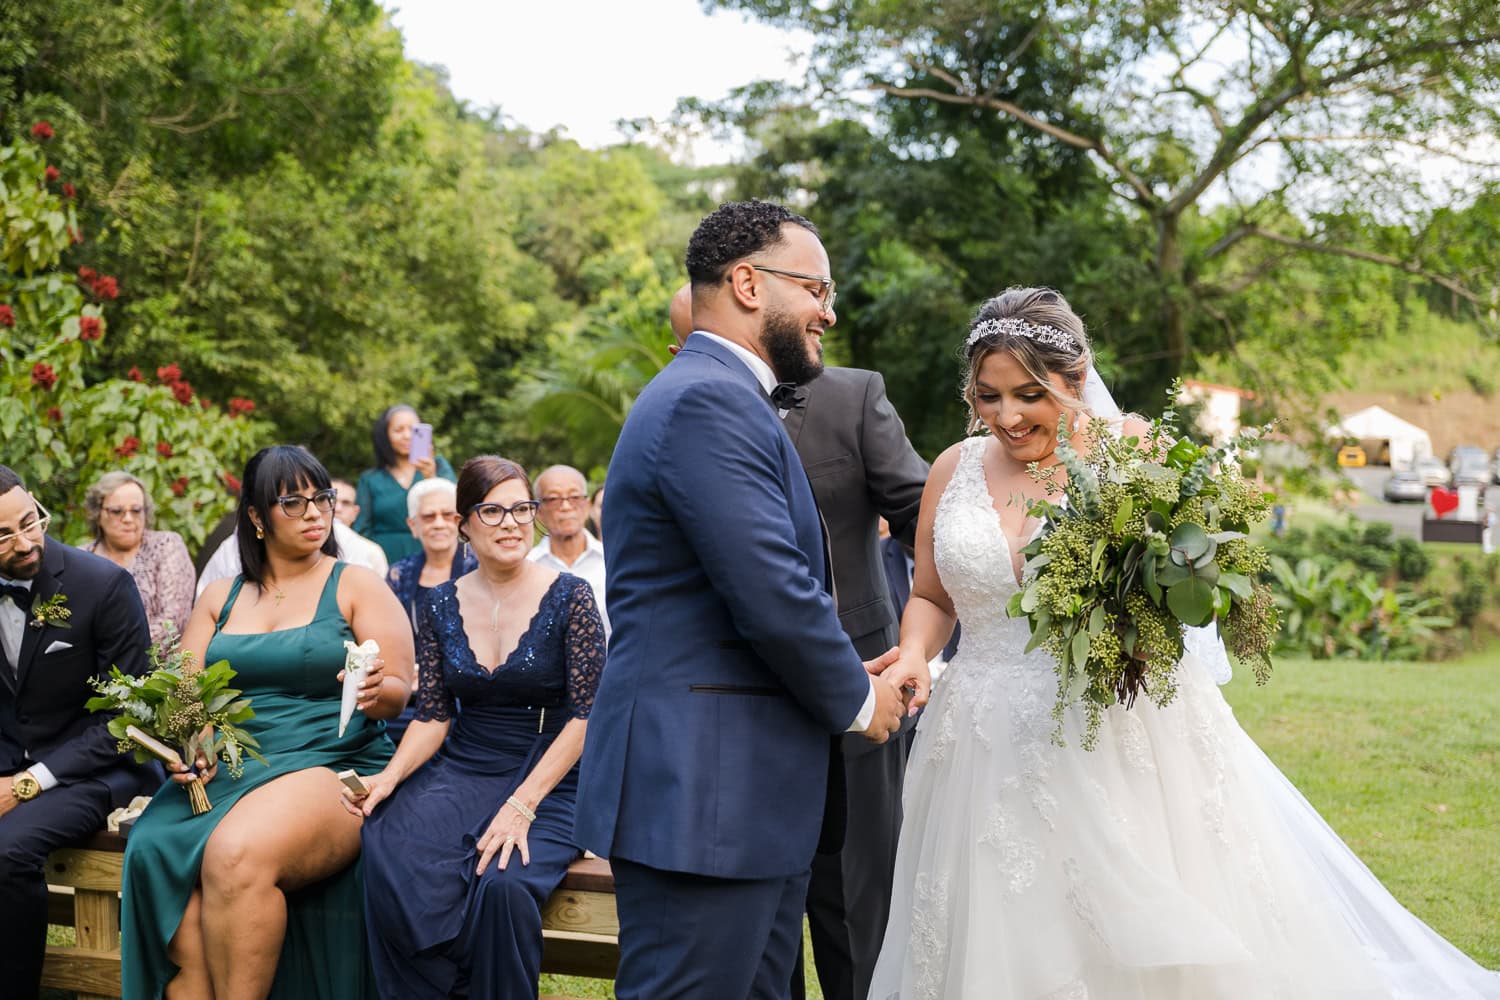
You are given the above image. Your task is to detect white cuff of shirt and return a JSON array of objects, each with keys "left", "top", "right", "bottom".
[
  {"left": 29, "top": 763, "right": 59, "bottom": 791},
  {"left": 846, "top": 677, "right": 878, "bottom": 733}
]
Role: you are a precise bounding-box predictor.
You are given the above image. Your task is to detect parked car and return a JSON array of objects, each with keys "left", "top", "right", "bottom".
[
  {"left": 1416, "top": 456, "right": 1453, "bottom": 487},
  {"left": 1382, "top": 470, "right": 1428, "bottom": 503},
  {"left": 1336, "top": 444, "right": 1366, "bottom": 467},
  {"left": 1450, "top": 445, "right": 1493, "bottom": 487}
]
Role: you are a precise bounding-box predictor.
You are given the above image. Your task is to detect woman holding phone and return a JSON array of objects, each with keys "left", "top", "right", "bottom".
[{"left": 354, "top": 404, "right": 456, "bottom": 562}]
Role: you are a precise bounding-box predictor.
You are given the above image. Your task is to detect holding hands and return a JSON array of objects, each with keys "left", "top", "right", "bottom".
[{"left": 860, "top": 646, "right": 931, "bottom": 744}]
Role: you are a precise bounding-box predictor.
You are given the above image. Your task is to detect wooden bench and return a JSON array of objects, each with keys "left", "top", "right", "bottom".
[{"left": 43, "top": 831, "right": 619, "bottom": 999}]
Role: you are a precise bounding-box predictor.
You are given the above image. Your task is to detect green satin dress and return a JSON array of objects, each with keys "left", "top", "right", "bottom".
[{"left": 119, "top": 562, "right": 393, "bottom": 999}]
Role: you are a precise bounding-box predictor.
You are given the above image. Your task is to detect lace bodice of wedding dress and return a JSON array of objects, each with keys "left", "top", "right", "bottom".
[{"left": 868, "top": 436, "right": 1499, "bottom": 1000}]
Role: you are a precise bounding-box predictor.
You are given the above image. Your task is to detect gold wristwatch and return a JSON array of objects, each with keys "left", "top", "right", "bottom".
[{"left": 11, "top": 770, "right": 41, "bottom": 801}]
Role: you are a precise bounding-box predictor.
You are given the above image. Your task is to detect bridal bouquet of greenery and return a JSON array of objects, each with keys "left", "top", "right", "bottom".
[
  {"left": 87, "top": 628, "right": 265, "bottom": 814},
  {"left": 1006, "top": 389, "right": 1280, "bottom": 748}
]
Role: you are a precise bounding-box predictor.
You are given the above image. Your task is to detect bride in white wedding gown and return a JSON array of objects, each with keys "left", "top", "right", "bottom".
[{"left": 869, "top": 287, "right": 1500, "bottom": 1000}]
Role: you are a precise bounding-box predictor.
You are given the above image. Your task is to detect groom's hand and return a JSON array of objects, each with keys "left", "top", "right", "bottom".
[
  {"left": 862, "top": 646, "right": 901, "bottom": 676},
  {"left": 861, "top": 677, "right": 905, "bottom": 744}
]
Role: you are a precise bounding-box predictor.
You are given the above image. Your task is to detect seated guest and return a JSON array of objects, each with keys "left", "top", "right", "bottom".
[
  {"left": 354, "top": 404, "right": 456, "bottom": 563},
  {"left": 333, "top": 476, "right": 389, "bottom": 577},
  {"left": 195, "top": 517, "right": 388, "bottom": 597},
  {"left": 528, "top": 465, "right": 609, "bottom": 635},
  {"left": 81, "top": 470, "right": 195, "bottom": 646},
  {"left": 0, "top": 464, "right": 156, "bottom": 1000},
  {"left": 119, "top": 445, "right": 414, "bottom": 999},
  {"left": 352, "top": 456, "right": 605, "bottom": 999},
  {"left": 384, "top": 477, "right": 475, "bottom": 741}
]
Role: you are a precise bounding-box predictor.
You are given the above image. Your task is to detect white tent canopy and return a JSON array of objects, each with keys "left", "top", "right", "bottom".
[{"left": 1325, "top": 405, "right": 1434, "bottom": 468}]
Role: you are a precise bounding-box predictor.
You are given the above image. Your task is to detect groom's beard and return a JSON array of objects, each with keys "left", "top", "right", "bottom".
[{"left": 762, "top": 306, "right": 824, "bottom": 387}]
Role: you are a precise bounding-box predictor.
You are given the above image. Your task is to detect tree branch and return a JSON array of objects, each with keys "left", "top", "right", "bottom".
[
  {"left": 1240, "top": 225, "right": 1488, "bottom": 305},
  {"left": 874, "top": 80, "right": 1161, "bottom": 208}
]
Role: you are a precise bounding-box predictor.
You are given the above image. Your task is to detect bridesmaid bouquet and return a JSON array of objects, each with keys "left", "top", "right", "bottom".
[
  {"left": 1006, "top": 387, "right": 1280, "bottom": 748},
  {"left": 87, "top": 628, "right": 265, "bottom": 814}
]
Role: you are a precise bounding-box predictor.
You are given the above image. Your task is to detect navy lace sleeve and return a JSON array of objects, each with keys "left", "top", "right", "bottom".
[
  {"left": 412, "top": 589, "right": 456, "bottom": 723},
  {"left": 563, "top": 577, "right": 606, "bottom": 719}
]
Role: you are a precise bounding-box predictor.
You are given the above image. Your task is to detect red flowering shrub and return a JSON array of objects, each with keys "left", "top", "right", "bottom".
[
  {"left": 228, "top": 397, "right": 257, "bottom": 417},
  {"left": 30, "top": 121, "right": 54, "bottom": 140},
  {"left": 115, "top": 436, "right": 141, "bottom": 458},
  {"left": 156, "top": 363, "right": 182, "bottom": 384},
  {"left": 171, "top": 380, "right": 194, "bottom": 405},
  {"left": 69, "top": 228, "right": 83, "bottom": 245},
  {"left": 44, "top": 165, "right": 59, "bottom": 182},
  {"left": 78, "top": 267, "right": 97, "bottom": 282},
  {"left": 46, "top": 407, "right": 63, "bottom": 422},
  {"left": 223, "top": 472, "right": 243, "bottom": 495},
  {"left": 0, "top": 304, "right": 14, "bottom": 327},
  {"left": 171, "top": 477, "right": 189, "bottom": 497},
  {"left": 127, "top": 366, "right": 143, "bottom": 382},
  {"left": 30, "top": 363, "right": 57, "bottom": 390},
  {"left": 62, "top": 183, "right": 76, "bottom": 200},
  {"left": 157, "top": 441, "right": 174, "bottom": 458},
  {"left": 78, "top": 315, "right": 102, "bottom": 340},
  {"left": 92, "top": 275, "right": 118, "bottom": 300}
]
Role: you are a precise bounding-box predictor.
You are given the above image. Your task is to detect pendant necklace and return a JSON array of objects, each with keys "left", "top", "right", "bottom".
[
  {"left": 482, "top": 573, "right": 520, "bottom": 632},
  {"left": 268, "top": 554, "right": 324, "bottom": 606}
]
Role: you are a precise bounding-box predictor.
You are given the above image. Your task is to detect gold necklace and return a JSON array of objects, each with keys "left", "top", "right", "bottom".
[{"left": 266, "top": 554, "right": 324, "bottom": 606}]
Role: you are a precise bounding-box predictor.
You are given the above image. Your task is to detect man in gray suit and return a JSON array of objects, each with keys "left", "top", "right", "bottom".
[{"left": 670, "top": 285, "right": 930, "bottom": 1000}]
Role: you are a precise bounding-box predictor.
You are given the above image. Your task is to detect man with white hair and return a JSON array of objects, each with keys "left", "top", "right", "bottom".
[{"left": 527, "top": 465, "right": 609, "bottom": 635}]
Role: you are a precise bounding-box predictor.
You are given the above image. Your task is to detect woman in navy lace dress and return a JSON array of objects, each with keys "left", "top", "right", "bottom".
[{"left": 348, "top": 456, "right": 606, "bottom": 999}]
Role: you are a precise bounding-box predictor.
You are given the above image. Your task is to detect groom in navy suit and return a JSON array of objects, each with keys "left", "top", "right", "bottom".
[{"left": 576, "top": 201, "right": 927, "bottom": 999}]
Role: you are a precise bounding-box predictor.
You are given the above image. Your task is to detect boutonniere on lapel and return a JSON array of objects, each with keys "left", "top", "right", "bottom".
[{"left": 29, "top": 593, "right": 72, "bottom": 630}]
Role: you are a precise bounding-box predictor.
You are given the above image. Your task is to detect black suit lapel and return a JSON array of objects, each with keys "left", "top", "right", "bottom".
[{"left": 15, "top": 543, "right": 65, "bottom": 692}]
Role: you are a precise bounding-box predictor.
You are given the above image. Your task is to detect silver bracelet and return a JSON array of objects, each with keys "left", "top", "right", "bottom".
[{"left": 506, "top": 794, "right": 536, "bottom": 823}]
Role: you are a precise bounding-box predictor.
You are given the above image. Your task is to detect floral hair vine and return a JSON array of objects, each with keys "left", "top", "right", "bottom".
[{"left": 965, "top": 316, "right": 1079, "bottom": 354}]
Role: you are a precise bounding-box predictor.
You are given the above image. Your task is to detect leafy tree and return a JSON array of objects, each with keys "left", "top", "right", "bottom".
[
  {"left": 705, "top": 0, "right": 1500, "bottom": 391},
  {"left": 1, "top": 128, "right": 261, "bottom": 549}
]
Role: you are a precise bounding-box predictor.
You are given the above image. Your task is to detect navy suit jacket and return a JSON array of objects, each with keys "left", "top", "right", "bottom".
[
  {"left": 575, "top": 333, "right": 873, "bottom": 880},
  {"left": 0, "top": 540, "right": 155, "bottom": 803}
]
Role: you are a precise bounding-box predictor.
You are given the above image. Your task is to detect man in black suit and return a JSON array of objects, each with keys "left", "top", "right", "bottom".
[
  {"left": 0, "top": 464, "right": 155, "bottom": 997},
  {"left": 671, "top": 285, "right": 931, "bottom": 1000}
]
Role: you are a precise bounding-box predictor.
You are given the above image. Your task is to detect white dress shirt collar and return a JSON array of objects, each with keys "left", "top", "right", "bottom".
[{"left": 690, "top": 330, "right": 777, "bottom": 397}]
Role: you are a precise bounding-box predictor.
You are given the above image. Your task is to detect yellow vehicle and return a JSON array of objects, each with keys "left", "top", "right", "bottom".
[{"left": 1337, "top": 445, "right": 1367, "bottom": 467}]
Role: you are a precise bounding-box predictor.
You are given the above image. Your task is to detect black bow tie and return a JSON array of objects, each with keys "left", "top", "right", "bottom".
[
  {"left": 0, "top": 583, "right": 34, "bottom": 612},
  {"left": 770, "top": 382, "right": 804, "bottom": 410}
]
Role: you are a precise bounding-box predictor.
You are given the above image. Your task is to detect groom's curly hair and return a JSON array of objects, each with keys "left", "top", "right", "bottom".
[{"left": 686, "top": 200, "right": 818, "bottom": 287}]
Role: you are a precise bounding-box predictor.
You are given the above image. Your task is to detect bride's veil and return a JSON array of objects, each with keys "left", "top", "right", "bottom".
[{"left": 1083, "top": 363, "right": 1235, "bottom": 685}]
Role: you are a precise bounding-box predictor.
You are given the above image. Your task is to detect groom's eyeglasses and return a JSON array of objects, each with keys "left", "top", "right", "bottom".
[
  {"left": 0, "top": 499, "right": 50, "bottom": 551},
  {"left": 750, "top": 266, "right": 837, "bottom": 313}
]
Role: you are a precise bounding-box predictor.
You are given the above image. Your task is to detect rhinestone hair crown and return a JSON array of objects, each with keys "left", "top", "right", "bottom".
[{"left": 965, "top": 316, "right": 1079, "bottom": 354}]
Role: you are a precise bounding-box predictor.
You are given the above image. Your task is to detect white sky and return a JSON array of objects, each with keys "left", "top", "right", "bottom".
[{"left": 383, "top": 0, "right": 811, "bottom": 161}]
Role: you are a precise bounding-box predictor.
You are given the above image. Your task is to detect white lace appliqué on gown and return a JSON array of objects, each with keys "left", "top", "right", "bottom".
[{"left": 869, "top": 436, "right": 1500, "bottom": 1000}]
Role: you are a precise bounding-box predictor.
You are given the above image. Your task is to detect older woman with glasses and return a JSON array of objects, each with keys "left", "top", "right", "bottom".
[
  {"left": 81, "top": 470, "right": 195, "bottom": 646},
  {"left": 349, "top": 455, "right": 606, "bottom": 1000},
  {"left": 384, "top": 477, "right": 476, "bottom": 741},
  {"left": 119, "top": 445, "right": 414, "bottom": 1000}
]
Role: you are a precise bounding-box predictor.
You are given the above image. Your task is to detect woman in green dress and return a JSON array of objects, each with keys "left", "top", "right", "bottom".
[
  {"left": 119, "top": 446, "right": 415, "bottom": 999},
  {"left": 353, "top": 405, "right": 456, "bottom": 562}
]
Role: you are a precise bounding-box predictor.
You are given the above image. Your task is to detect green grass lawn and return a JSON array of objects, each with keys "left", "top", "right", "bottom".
[{"left": 1222, "top": 650, "right": 1500, "bottom": 969}]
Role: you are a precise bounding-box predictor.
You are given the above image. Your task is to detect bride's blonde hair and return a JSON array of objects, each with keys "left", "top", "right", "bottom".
[{"left": 961, "top": 286, "right": 1093, "bottom": 435}]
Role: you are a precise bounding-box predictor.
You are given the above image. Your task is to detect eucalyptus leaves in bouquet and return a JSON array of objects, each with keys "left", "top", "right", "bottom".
[
  {"left": 1006, "top": 391, "right": 1279, "bottom": 748},
  {"left": 87, "top": 627, "right": 265, "bottom": 813}
]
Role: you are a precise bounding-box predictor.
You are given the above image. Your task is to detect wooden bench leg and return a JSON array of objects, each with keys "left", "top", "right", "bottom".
[{"left": 74, "top": 885, "right": 120, "bottom": 1000}]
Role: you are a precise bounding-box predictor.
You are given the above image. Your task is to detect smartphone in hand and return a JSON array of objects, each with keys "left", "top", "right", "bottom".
[
  {"left": 409, "top": 422, "right": 434, "bottom": 463},
  {"left": 337, "top": 769, "right": 370, "bottom": 797}
]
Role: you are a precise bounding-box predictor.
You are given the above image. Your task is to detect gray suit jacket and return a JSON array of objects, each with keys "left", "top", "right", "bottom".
[{"left": 782, "top": 367, "right": 929, "bottom": 754}]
